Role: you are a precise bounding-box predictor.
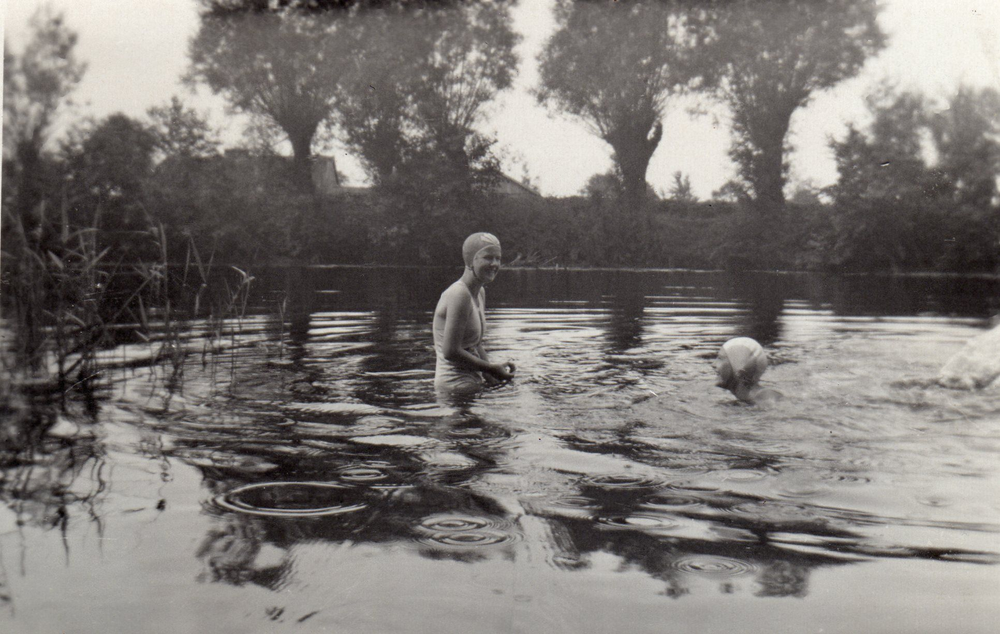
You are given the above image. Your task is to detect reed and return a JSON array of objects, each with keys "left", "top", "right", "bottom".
[
  {"left": 1, "top": 199, "right": 258, "bottom": 405},
  {"left": 1, "top": 198, "right": 119, "bottom": 398}
]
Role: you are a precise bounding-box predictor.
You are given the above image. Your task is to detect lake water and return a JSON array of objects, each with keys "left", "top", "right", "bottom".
[{"left": 2, "top": 267, "right": 999, "bottom": 633}]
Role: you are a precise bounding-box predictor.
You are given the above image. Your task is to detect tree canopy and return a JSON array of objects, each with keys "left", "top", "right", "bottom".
[
  {"left": 187, "top": 0, "right": 355, "bottom": 187},
  {"left": 147, "top": 97, "right": 222, "bottom": 163},
  {"left": 336, "top": 1, "right": 518, "bottom": 185},
  {"left": 537, "top": 0, "right": 710, "bottom": 210},
  {"left": 930, "top": 87, "right": 1000, "bottom": 209},
  {"left": 710, "top": 0, "right": 886, "bottom": 214},
  {"left": 827, "top": 86, "right": 999, "bottom": 271},
  {"left": 188, "top": 0, "right": 517, "bottom": 192},
  {"left": 3, "top": 7, "right": 87, "bottom": 222}
]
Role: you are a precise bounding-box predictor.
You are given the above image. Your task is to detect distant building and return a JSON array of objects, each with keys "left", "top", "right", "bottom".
[
  {"left": 310, "top": 156, "right": 369, "bottom": 197},
  {"left": 490, "top": 173, "right": 541, "bottom": 197}
]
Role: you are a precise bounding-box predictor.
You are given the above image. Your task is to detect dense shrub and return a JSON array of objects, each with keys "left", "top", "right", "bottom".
[{"left": 146, "top": 179, "right": 996, "bottom": 273}]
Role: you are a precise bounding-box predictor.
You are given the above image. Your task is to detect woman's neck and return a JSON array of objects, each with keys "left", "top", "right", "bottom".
[{"left": 460, "top": 269, "right": 483, "bottom": 297}]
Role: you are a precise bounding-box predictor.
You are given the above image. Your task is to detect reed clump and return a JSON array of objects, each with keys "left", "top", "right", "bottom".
[{"left": 1, "top": 201, "right": 257, "bottom": 409}]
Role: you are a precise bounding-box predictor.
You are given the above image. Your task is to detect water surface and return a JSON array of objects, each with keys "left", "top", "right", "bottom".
[{"left": 2, "top": 268, "right": 998, "bottom": 633}]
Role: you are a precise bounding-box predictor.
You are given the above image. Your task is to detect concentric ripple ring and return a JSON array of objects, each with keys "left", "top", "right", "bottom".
[{"left": 216, "top": 481, "right": 367, "bottom": 517}]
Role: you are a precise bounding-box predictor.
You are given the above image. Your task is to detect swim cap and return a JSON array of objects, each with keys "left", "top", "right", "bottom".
[
  {"left": 462, "top": 232, "right": 501, "bottom": 268},
  {"left": 718, "top": 337, "right": 768, "bottom": 386}
]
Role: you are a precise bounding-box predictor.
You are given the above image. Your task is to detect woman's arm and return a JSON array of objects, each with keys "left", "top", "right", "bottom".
[
  {"left": 440, "top": 287, "right": 513, "bottom": 380},
  {"left": 474, "top": 288, "right": 516, "bottom": 380}
]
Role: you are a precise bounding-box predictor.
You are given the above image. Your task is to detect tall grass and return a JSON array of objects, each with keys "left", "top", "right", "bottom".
[
  {"left": 1, "top": 202, "right": 258, "bottom": 404},
  {"left": 1, "top": 198, "right": 118, "bottom": 396}
]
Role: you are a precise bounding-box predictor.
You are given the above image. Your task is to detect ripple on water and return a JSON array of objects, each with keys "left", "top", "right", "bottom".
[
  {"left": 579, "top": 473, "right": 666, "bottom": 490},
  {"left": 641, "top": 492, "right": 706, "bottom": 510},
  {"left": 597, "top": 513, "right": 679, "bottom": 532},
  {"left": 349, "top": 434, "right": 433, "bottom": 448},
  {"left": 413, "top": 513, "right": 520, "bottom": 550},
  {"left": 731, "top": 500, "right": 819, "bottom": 524},
  {"left": 915, "top": 495, "right": 953, "bottom": 508},
  {"left": 335, "top": 462, "right": 416, "bottom": 490},
  {"left": 663, "top": 481, "right": 721, "bottom": 494},
  {"left": 284, "top": 402, "right": 384, "bottom": 417},
  {"left": 338, "top": 465, "right": 390, "bottom": 482},
  {"left": 215, "top": 482, "right": 367, "bottom": 517},
  {"left": 776, "top": 481, "right": 830, "bottom": 500},
  {"left": 732, "top": 441, "right": 801, "bottom": 458},
  {"left": 825, "top": 472, "right": 872, "bottom": 485},
  {"left": 670, "top": 554, "right": 757, "bottom": 577},
  {"left": 177, "top": 449, "right": 279, "bottom": 474},
  {"left": 526, "top": 494, "right": 601, "bottom": 519},
  {"left": 718, "top": 469, "right": 771, "bottom": 483},
  {"left": 444, "top": 424, "right": 512, "bottom": 448}
]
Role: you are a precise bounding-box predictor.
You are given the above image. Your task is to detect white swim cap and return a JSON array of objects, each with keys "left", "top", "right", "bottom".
[
  {"left": 462, "top": 232, "right": 501, "bottom": 268},
  {"left": 718, "top": 337, "right": 768, "bottom": 386}
]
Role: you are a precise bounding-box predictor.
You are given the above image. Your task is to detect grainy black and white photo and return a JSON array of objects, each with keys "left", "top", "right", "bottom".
[{"left": 2, "top": 0, "right": 999, "bottom": 632}]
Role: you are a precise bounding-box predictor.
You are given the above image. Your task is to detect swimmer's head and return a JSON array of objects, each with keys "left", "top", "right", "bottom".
[
  {"left": 462, "top": 232, "right": 501, "bottom": 268},
  {"left": 716, "top": 337, "right": 768, "bottom": 397},
  {"left": 462, "top": 232, "right": 502, "bottom": 283}
]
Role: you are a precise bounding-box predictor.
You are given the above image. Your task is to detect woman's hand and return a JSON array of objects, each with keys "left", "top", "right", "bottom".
[{"left": 486, "top": 360, "right": 516, "bottom": 381}]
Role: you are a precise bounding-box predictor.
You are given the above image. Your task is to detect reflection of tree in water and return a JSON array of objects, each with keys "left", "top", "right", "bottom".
[
  {"left": 195, "top": 519, "right": 290, "bottom": 589},
  {"left": 755, "top": 560, "right": 808, "bottom": 598},
  {"left": 0, "top": 403, "right": 113, "bottom": 571},
  {"left": 178, "top": 403, "right": 518, "bottom": 585},
  {"left": 194, "top": 474, "right": 516, "bottom": 587},
  {"left": 603, "top": 274, "right": 648, "bottom": 354},
  {"left": 541, "top": 483, "right": 847, "bottom": 599},
  {"left": 729, "top": 272, "right": 785, "bottom": 345},
  {"left": 267, "top": 267, "right": 440, "bottom": 407},
  {"left": 826, "top": 274, "right": 1000, "bottom": 318},
  {"left": 180, "top": 406, "right": 843, "bottom": 598},
  {"left": 354, "top": 301, "right": 434, "bottom": 406}
]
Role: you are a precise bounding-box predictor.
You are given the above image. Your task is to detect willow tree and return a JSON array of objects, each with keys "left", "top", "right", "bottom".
[
  {"left": 188, "top": 0, "right": 356, "bottom": 188},
  {"left": 930, "top": 86, "right": 1000, "bottom": 209},
  {"left": 336, "top": 0, "right": 519, "bottom": 185},
  {"left": 537, "top": 0, "right": 709, "bottom": 210},
  {"left": 3, "top": 7, "right": 87, "bottom": 221},
  {"left": 711, "top": 0, "right": 885, "bottom": 215}
]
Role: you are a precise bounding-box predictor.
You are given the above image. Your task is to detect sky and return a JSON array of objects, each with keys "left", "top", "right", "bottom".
[{"left": 4, "top": 0, "right": 1000, "bottom": 198}]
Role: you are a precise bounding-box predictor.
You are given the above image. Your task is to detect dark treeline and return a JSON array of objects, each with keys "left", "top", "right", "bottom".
[{"left": 4, "top": 0, "right": 1000, "bottom": 279}]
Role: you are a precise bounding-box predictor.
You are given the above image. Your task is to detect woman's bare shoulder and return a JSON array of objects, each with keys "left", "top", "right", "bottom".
[{"left": 440, "top": 282, "right": 473, "bottom": 310}]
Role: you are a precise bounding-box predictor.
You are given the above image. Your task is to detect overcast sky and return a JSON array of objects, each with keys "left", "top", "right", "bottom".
[{"left": 4, "top": 0, "right": 1000, "bottom": 198}]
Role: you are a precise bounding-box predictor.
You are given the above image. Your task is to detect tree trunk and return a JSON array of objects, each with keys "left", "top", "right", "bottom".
[
  {"left": 751, "top": 136, "right": 787, "bottom": 216},
  {"left": 744, "top": 108, "right": 792, "bottom": 217},
  {"left": 608, "top": 121, "right": 662, "bottom": 212},
  {"left": 287, "top": 128, "right": 316, "bottom": 194}
]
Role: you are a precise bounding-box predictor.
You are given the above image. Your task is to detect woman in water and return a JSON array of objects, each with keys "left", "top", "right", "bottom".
[
  {"left": 433, "top": 232, "right": 516, "bottom": 394},
  {"left": 716, "top": 337, "right": 781, "bottom": 405}
]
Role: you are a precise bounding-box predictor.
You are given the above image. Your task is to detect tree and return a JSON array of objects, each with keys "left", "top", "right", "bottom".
[
  {"left": 788, "top": 181, "right": 822, "bottom": 206},
  {"left": 335, "top": 8, "right": 421, "bottom": 181},
  {"left": 667, "top": 171, "right": 696, "bottom": 203},
  {"left": 147, "top": 96, "right": 221, "bottom": 162},
  {"left": 538, "top": 0, "right": 711, "bottom": 210},
  {"left": 711, "top": 0, "right": 885, "bottom": 215},
  {"left": 582, "top": 170, "right": 624, "bottom": 201},
  {"left": 930, "top": 86, "right": 1000, "bottom": 209},
  {"left": 410, "top": 1, "right": 517, "bottom": 175},
  {"left": 187, "top": 0, "right": 355, "bottom": 189},
  {"left": 831, "top": 88, "right": 934, "bottom": 204},
  {"left": 336, "top": 1, "right": 518, "bottom": 185},
  {"left": 3, "top": 6, "right": 87, "bottom": 224},
  {"left": 827, "top": 88, "right": 953, "bottom": 270},
  {"left": 60, "top": 114, "right": 159, "bottom": 250}
]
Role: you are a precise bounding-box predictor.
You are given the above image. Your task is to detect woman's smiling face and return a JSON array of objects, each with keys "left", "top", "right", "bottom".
[{"left": 473, "top": 246, "right": 502, "bottom": 283}]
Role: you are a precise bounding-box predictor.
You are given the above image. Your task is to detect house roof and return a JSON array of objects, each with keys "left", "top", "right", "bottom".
[{"left": 495, "top": 173, "right": 541, "bottom": 196}]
